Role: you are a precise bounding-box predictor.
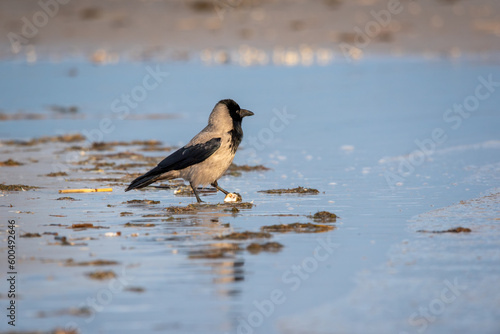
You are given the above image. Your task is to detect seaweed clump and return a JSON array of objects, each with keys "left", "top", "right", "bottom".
[
  {"left": 46, "top": 172, "right": 68, "bottom": 177},
  {"left": 0, "top": 184, "right": 39, "bottom": 191},
  {"left": 417, "top": 227, "right": 472, "bottom": 234},
  {"left": 310, "top": 211, "right": 338, "bottom": 222},
  {"left": 87, "top": 270, "right": 117, "bottom": 280},
  {"left": 247, "top": 242, "right": 284, "bottom": 254},
  {"left": 166, "top": 202, "right": 254, "bottom": 214},
  {"left": 124, "top": 222, "right": 156, "bottom": 227},
  {"left": 65, "top": 259, "right": 119, "bottom": 266},
  {"left": 216, "top": 231, "right": 272, "bottom": 240},
  {"left": 261, "top": 222, "right": 334, "bottom": 233},
  {"left": 20, "top": 232, "right": 42, "bottom": 238},
  {"left": 259, "top": 186, "right": 319, "bottom": 195},
  {"left": 0, "top": 159, "right": 23, "bottom": 166},
  {"left": 56, "top": 197, "right": 79, "bottom": 201},
  {"left": 124, "top": 199, "right": 160, "bottom": 205},
  {"left": 3, "top": 134, "right": 85, "bottom": 146}
]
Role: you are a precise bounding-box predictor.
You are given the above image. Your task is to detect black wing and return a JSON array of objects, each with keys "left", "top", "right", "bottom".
[{"left": 125, "top": 137, "right": 221, "bottom": 191}]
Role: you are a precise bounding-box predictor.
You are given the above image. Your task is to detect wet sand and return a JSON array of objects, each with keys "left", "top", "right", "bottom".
[
  {"left": 1, "top": 59, "right": 500, "bottom": 333},
  {"left": 1, "top": 1, "right": 500, "bottom": 334},
  {"left": 1, "top": 0, "right": 500, "bottom": 63}
]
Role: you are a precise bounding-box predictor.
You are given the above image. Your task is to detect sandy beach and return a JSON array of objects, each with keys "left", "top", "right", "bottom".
[
  {"left": 1, "top": 0, "right": 500, "bottom": 63},
  {"left": 1, "top": 1, "right": 500, "bottom": 334}
]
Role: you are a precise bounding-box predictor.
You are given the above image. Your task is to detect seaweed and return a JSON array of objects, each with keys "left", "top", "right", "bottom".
[
  {"left": 310, "top": 211, "right": 338, "bottom": 222},
  {"left": 247, "top": 242, "right": 284, "bottom": 254},
  {"left": 70, "top": 223, "right": 108, "bottom": 229},
  {"left": 86, "top": 270, "right": 117, "bottom": 280},
  {"left": 0, "top": 159, "right": 23, "bottom": 166},
  {"left": 417, "top": 227, "right": 472, "bottom": 234},
  {"left": 65, "top": 259, "right": 119, "bottom": 266},
  {"left": 261, "top": 222, "right": 334, "bottom": 233},
  {"left": 124, "top": 199, "right": 160, "bottom": 205},
  {"left": 166, "top": 202, "right": 254, "bottom": 214},
  {"left": 0, "top": 184, "right": 39, "bottom": 191},
  {"left": 124, "top": 222, "right": 156, "bottom": 227},
  {"left": 46, "top": 172, "right": 68, "bottom": 177},
  {"left": 20, "top": 232, "right": 42, "bottom": 238},
  {"left": 120, "top": 212, "right": 134, "bottom": 216},
  {"left": 56, "top": 197, "right": 80, "bottom": 201},
  {"left": 215, "top": 231, "right": 272, "bottom": 240},
  {"left": 2, "top": 134, "right": 85, "bottom": 146},
  {"left": 259, "top": 186, "right": 319, "bottom": 195}
]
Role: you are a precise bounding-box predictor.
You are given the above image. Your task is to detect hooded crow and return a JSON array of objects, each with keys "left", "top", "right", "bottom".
[{"left": 125, "top": 99, "right": 254, "bottom": 203}]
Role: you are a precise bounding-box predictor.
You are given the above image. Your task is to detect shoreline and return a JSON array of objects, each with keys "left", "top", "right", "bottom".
[
  {"left": 1, "top": 0, "right": 499, "bottom": 64},
  {"left": 2, "top": 49, "right": 500, "bottom": 67}
]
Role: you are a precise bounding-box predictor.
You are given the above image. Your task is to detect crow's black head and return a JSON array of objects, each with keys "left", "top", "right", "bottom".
[{"left": 219, "top": 99, "right": 254, "bottom": 121}]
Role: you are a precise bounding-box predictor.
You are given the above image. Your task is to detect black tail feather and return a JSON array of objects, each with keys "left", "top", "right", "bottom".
[{"left": 125, "top": 167, "right": 163, "bottom": 192}]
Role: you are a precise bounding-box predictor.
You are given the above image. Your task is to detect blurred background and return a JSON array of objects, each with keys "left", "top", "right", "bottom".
[
  {"left": 1, "top": 1, "right": 500, "bottom": 334},
  {"left": 1, "top": 0, "right": 500, "bottom": 64}
]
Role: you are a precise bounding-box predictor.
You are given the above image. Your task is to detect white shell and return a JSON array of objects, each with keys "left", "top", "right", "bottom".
[{"left": 224, "top": 192, "right": 242, "bottom": 203}]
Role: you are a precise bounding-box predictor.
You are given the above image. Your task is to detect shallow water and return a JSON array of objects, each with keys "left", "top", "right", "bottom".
[{"left": 1, "top": 58, "right": 499, "bottom": 333}]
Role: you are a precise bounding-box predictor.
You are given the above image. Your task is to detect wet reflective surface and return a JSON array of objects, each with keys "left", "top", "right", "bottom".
[{"left": 1, "top": 58, "right": 499, "bottom": 333}]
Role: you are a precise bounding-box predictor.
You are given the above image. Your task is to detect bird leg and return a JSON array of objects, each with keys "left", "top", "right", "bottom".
[
  {"left": 190, "top": 182, "right": 203, "bottom": 203},
  {"left": 211, "top": 180, "right": 230, "bottom": 195}
]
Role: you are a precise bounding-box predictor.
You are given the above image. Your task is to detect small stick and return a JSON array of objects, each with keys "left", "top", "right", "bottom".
[{"left": 59, "top": 188, "right": 113, "bottom": 194}]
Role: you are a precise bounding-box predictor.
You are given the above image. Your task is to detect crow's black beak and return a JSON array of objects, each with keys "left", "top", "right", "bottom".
[{"left": 239, "top": 109, "right": 254, "bottom": 118}]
